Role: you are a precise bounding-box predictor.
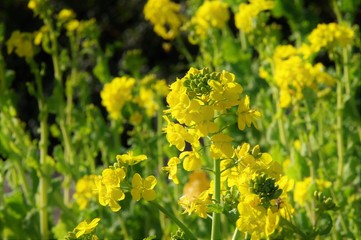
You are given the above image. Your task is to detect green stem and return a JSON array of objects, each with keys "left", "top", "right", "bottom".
[
  {"left": 149, "top": 201, "right": 197, "bottom": 239},
  {"left": 211, "top": 159, "right": 221, "bottom": 240},
  {"left": 239, "top": 31, "right": 247, "bottom": 51},
  {"left": 39, "top": 107, "right": 49, "bottom": 240},
  {"left": 14, "top": 161, "right": 33, "bottom": 205},
  {"left": 336, "top": 70, "right": 344, "bottom": 186},
  {"left": 29, "top": 58, "right": 49, "bottom": 240}
]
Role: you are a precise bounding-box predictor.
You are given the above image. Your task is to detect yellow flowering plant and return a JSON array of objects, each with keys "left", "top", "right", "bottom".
[{"left": 1, "top": 0, "right": 360, "bottom": 239}]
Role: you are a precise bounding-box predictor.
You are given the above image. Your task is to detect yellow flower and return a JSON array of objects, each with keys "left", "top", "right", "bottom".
[
  {"left": 162, "top": 157, "right": 181, "bottom": 184},
  {"left": 66, "top": 19, "right": 80, "bottom": 32},
  {"left": 163, "top": 116, "right": 200, "bottom": 151},
  {"left": 182, "top": 171, "right": 210, "bottom": 199},
  {"left": 100, "top": 76, "right": 135, "bottom": 120},
  {"left": 135, "top": 87, "right": 158, "bottom": 117},
  {"left": 144, "top": 0, "right": 183, "bottom": 40},
  {"left": 308, "top": 23, "right": 354, "bottom": 53},
  {"left": 293, "top": 177, "right": 312, "bottom": 206},
  {"left": 178, "top": 190, "right": 211, "bottom": 219},
  {"left": 131, "top": 173, "right": 157, "bottom": 201},
  {"left": 73, "top": 175, "right": 98, "bottom": 210},
  {"left": 28, "top": 0, "right": 37, "bottom": 10},
  {"left": 180, "top": 150, "right": 202, "bottom": 171},
  {"left": 57, "top": 8, "right": 75, "bottom": 22},
  {"left": 74, "top": 218, "right": 100, "bottom": 238},
  {"left": 210, "top": 133, "right": 234, "bottom": 159},
  {"left": 190, "top": 0, "right": 229, "bottom": 39},
  {"left": 6, "top": 31, "right": 35, "bottom": 58},
  {"left": 116, "top": 151, "right": 147, "bottom": 166},
  {"left": 237, "top": 95, "right": 261, "bottom": 130},
  {"left": 235, "top": 0, "right": 274, "bottom": 33},
  {"left": 95, "top": 168, "right": 126, "bottom": 212}
]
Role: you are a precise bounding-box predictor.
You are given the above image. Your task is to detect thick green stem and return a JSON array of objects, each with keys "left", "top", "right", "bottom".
[
  {"left": 211, "top": 159, "right": 221, "bottom": 240},
  {"left": 39, "top": 108, "right": 49, "bottom": 240},
  {"left": 149, "top": 201, "right": 197, "bottom": 239}
]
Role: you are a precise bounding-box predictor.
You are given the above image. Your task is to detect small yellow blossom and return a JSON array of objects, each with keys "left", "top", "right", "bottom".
[
  {"left": 162, "top": 157, "right": 181, "bottom": 184},
  {"left": 100, "top": 76, "right": 135, "bottom": 120},
  {"left": 6, "top": 31, "right": 35, "bottom": 58},
  {"left": 95, "top": 168, "right": 126, "bottom": 212},
  {"left": 163, "top": 116, "right": 200, "bottom": 151},
  {"left": 294, "top": 177, "right": 312, "bottom": 206},
  {"left": 74, "top": 218, "right": 100, "bottom": 238},
  {"left": 28, "top": 0, "right": 37, "bottom": 10},
  {"left": 308, "top": 23, "right": 354, "bottom": 53},
  {"left": 180, "top": 150, "right": 202, "bottom": 171},
  {"left": 237, "top": 95, "right": 261, "bottom": 130},
  {"left": 235, "top": 0, "right": 274, "bottom": 33},
  {"left": 144, "top": 0, "right": 183, "bottom": 40},
  {"left": 116, "top": 151, "right": 147, "bottom": 166},
  {"left": 182, "top": 171, "right": 210, "bottom": 199},
  {"left": 57, "top": 8, "right": 75, "bottom": 22},
  {"left": 131, "top": 173, "right": 157, "bottom": 201},
  {"left": 189, "top": 0, "right": 229, "bottom": 39},
  {"left": 178, "top": 190, "right": 211, "bottom": 219},
  {"left": 210, "top": 133, "right": 234, "bottom": 159},
  {"left": 66, "top": 19, "right": 80, "bottom": 32},
  {"left": 73, "top": 175, "right": 98, "bottom": 210}
]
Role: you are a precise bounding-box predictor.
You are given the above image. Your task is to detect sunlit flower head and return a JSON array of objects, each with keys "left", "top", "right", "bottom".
[
  {"left": 131, "top": 173, "right": 157, "bottom": 201},
  {"left": 144, "top": 0, "right": 183, "bottom": 40},
  {"left": 162, "top": 157, "right": 181, "bottom": 184},
  {"left": 235, "top": 0, "right": 274, "bottom": 33},
  {"left": 307, "top": 23, "right": 354, "bottom": 53},
  {"left": 74, "top": 218, "right": 100, "bottom": 238},
  {"left": 6, "top": 31, "right": 35, "bottom": 58},
  {"left": 73, "top": 174, "right": 98, "bottom": 210},
  {"left": 100, "top": 76, "right": 135, "bottom": 120},
  {"left": 116, "top": 151, "right": 147, "bottom": 166},
  {"left": 189, "top": 0, "right": 229, "bottom": 40}
]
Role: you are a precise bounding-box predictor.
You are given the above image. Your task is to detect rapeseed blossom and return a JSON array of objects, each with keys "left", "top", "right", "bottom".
[
  {"left": 73, "top": 218, "right": 100, "bottom": 238},
  {"left": 144, "top": 0, "right": 183, "bottom": 40},
  {"left": 95, "top": 168, "right": 126, "bottom": 212},
  {"left": 188, "top": 0, "right": 229, "bottom": 40},
  {"left": 235, "top": 0, "right": 274, "bottom": 33},
  {"left": 307, "top": 23, "right": 354, "bottom": 53},
  {"left": 162, "top": 157, "right": 181, "bottom": 184},
  {"left": 131, "top": 173, "right": 157, "bottom": 201},
  {"left": 73, "top": 174, "right": 98, "bottom": 209},
  {"left": 178, "top": 190, "right": 212, "bottom": 219},
  {"left": 6, "top": 31, "right": 35, "bottom": 58},
  {"left": 100, "top": 76, "right": 135, "bottom": 120},
  {"left": 269, "top": 44, "right": 336, "bottom": 108},
  {"left": 116, "top": 151, "right": 147, "bottom": 166},
  {"left": 57, "top": 8, "right": 75, "bottom": 22}
]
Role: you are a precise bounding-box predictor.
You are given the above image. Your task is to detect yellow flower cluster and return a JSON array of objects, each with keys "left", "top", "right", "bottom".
[
  {"left": 133, "top": 74, "right": 169, "bottom": 118},
  {"left": 6, "top": 31, "right": 35, "bottom": 58},
  {"left": 95, "top": 152, "right": 157, "bottom": 212},
  {"left": 294, "top": 177, "right": 331, "bottom": 206},
  {"left": 307, "top": 23, "right": 354, "bottom": 53},
  {"left": 100, "top": 76, "right": 136, "bottom": 120},
  {"left": 267, "top": 44, "right": 336, "bottom": 108},
  {"left": 73, "top": 174, "right": 98, "bottom": 210},
  {"left": 189, "top": 0, "right": 230, "bottom": 39},
  {"left": 143, "top": 0, "right": 183, "bottom": 40},
  {"left": 163, "top": 67, "right": 260, "bottom": 176},
  {"left": 223, "top": 143, "right": 294, "bottom": 239},
  {"left": 235, "top": 0, "right": 274, "bottom": 33}
]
